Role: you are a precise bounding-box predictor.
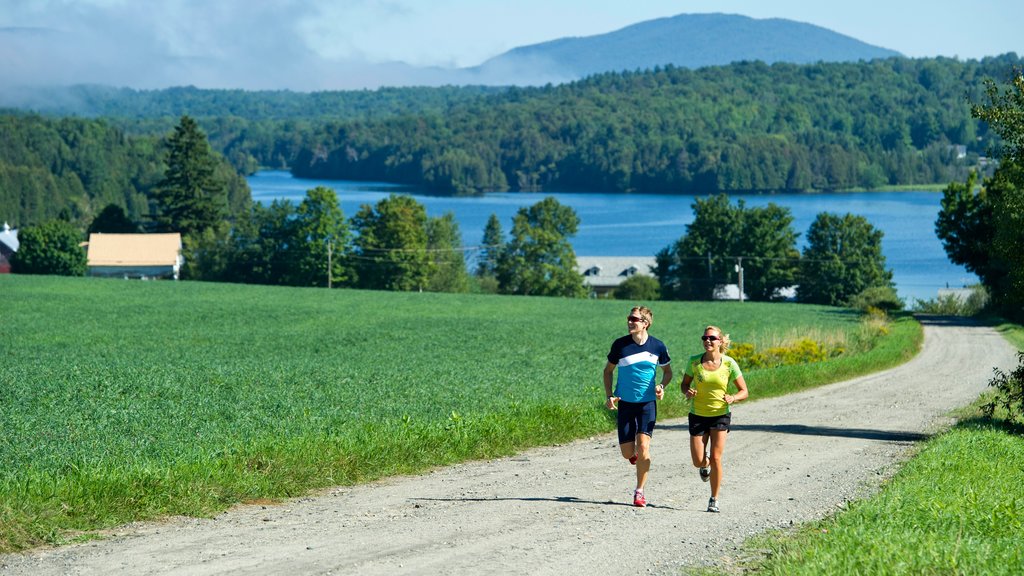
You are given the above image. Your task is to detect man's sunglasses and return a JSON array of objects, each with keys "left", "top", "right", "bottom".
[{"left": 627, "top": 316, "right": 646, "bottom": 323}]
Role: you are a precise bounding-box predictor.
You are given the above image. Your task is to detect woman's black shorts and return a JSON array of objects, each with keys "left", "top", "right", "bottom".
[{"left": 688, "top": 412, "right": 731, "bottom": 436}]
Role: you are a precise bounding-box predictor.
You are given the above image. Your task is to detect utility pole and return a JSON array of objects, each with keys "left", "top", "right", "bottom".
[
  {"left": 327, "top": 239, "right": 333, "bottom": 289},
  {"left": 735, "top": 256, "right": 744, "bottom": 303},
  {"left": 707, "top": 251, "right": 713, "bottom": 294}
]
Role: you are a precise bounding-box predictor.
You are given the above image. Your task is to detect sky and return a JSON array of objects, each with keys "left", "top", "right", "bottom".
[{"left": 1, "top": 0, "right": 1021, "bottom": 92}]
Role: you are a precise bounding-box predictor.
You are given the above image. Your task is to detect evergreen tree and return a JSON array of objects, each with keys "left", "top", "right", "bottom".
[
  {"left": 426, "top": 212, "right": 469, "bottom": 293},
  {"left": 154, "top": 115, "right": 227, "bottom": 236},
  {"left": 477, "top": 213, "right": 504, "bottom": 277},
  {"left": 88, "top": 203, "right": 140, "bottom": 234}
]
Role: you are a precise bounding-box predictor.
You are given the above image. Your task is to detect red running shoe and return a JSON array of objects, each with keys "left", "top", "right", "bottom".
[
  {"left": 633, "top": 489, "right": 646, "bottom": 508},
  {"left": 629, "top": 453, "right": 638, "bottom": 465}
]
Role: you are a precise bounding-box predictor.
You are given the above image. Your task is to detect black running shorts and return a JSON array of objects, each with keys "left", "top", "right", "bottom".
[{"left": 688, "top": 412, "right": 731, "bottom": 436}]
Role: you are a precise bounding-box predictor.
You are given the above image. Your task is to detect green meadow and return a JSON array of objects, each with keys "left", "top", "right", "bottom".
[
  {"left": 0, "top": 275, "right": 920, "bottom": 552},
  {"left": 743, "top": 408, "right": 1024, "bottom": 576},
  {"left": 737, "top": 320, "right": 1024, "bottom": 576}
]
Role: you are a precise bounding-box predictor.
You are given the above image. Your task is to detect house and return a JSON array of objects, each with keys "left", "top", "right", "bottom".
[
  {"left": 86, "top": 233, "right": 184, "bottom": 280},
  {"left": 576, "top": 256, "right": 657, "bottom": 297},
  {"left": 0, "top": 222, "right": 18, "bottom": 274}
]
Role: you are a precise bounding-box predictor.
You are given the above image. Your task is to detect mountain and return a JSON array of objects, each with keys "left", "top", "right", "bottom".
[{"left": 465, "top": 13, "right": 903, "bottom": 85}]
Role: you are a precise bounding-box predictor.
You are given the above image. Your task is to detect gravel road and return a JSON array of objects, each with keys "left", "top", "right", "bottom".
[{"left": 2, "top": 316, "right": 1018, "bottom": 576}]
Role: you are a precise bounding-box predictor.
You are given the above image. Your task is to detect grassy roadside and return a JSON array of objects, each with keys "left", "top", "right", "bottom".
[
  {"left": 0, "top": 275, "right": 921, "bottom": 553},
  {"left": 738, "top": 408, "right": 1024, "bottom": 575},
  {"left": 728, "top": 322, "right": 1024, "bottom": 576}
]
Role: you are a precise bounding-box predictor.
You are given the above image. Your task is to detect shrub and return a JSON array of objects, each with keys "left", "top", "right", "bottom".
[
  {"left": 911, "top": 285, "right": 989, "bottom": 316},
  {"left": 730, "top": 338, "right": 841, "bottom": 369},
  {"left": 983, "top": 351, "right": 1024, "bottom": 426},
  {"left": 611, "top": 274, "right": 660, "bottom": 301},
  {"left": 846, "top": 285, "right": 904, "bottom": 312}
]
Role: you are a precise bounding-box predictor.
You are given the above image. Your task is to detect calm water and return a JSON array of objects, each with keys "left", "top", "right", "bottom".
[{"left": 247, "top": 170, "right": 977, "bottom": 303}]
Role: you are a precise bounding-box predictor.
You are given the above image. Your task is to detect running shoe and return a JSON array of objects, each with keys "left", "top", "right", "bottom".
[
  {"left": 707, "top": 497, "right": 719, "bottom": 513},
  {"left": 633, "top": 489, "right": 646, "bottom": 508},
  {"left": 699, "top": 466, "right": 711, "bottom": 482},
  {"left": 629, "top": 453, "right": 638, "bottom": 465}
]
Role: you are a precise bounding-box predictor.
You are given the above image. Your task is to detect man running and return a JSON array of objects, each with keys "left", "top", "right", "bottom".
[{"left": 603, "top": 305, "right": 673, "bottom": 507}]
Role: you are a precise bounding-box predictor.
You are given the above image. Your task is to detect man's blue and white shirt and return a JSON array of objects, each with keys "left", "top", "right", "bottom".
[{"left": 607, "top": 335, "right": 671, "bottom": 403}]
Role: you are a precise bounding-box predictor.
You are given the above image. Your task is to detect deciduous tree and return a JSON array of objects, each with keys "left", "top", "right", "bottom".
[
  {"left": 293, "top": 186, "right": 350, "bottom": 287},
  {"left": 11, "top": 219, "right": 87, "bottom": 276},
  {"left": 798, "top": 212, "right": 893, "bottom": 306},
  {"left": 655, "top": 194, "right": 798, "bottom": 301},
  {"left": 495, "top": 197, "right": 586, "bottom": 298},
  {"left": 351, "top": 194, "right": 431, "bottom": 291}
]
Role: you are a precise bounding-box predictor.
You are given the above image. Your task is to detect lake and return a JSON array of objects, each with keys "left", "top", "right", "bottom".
[{"left": 247, "top": 170, "right": 977, "bottom": 303}]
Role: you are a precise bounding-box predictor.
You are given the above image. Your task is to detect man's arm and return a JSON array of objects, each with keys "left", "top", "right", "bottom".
[{"left": 603, "top": 362, "right": 618, "bottom": 409}]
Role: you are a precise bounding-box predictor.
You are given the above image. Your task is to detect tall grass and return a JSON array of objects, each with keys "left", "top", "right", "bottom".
[{"left": 0, "top": 275, "right": 918, "bottom": 552}]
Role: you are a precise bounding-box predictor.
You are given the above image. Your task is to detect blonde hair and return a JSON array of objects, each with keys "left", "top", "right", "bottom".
[
  {"left": 705, "top": 325, "right": 731, "bottom": 353},
  {"left": 632, "top": 306, "right": 653, "bottom": 327}
]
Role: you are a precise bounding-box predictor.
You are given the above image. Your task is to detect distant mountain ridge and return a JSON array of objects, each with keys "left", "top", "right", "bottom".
[{"left": 466, "top": 13, "right": 903, "bottom": 85}]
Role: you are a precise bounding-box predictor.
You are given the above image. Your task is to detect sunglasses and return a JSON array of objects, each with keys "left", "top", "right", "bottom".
[
  {"left": 627, "top": 316, "right": 646, "bottom": 323},
  {"left": 701, "top": 335, "right": 720, "bottom": 342}
]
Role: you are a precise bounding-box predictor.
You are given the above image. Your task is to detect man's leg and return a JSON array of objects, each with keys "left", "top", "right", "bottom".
[{"left": 634, "top": 432, "right": 652, "bottom": 489}]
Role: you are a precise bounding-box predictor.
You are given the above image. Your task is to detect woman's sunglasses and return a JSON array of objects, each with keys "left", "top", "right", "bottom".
[{"left": 701, "top": 335, "right": 720, "bottom": 342}]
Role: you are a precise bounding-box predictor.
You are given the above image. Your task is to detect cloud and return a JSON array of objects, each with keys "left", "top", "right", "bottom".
[{"left": 0, "top": 0, "right": 458, "bottom": 91}]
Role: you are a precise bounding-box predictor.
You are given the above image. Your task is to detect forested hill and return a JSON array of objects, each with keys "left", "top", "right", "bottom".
[
  {"left": 472, "top": 13, "right": 902, "bottom": 84},
  {"left": 2, "top": 84, "right": 503, "bottom": 123},
  {"left": 0, "top": 114, "right": 249, "bottom": 227},
  {"left": 293, "top": 54, "right": 1021, "bottom": 194}
]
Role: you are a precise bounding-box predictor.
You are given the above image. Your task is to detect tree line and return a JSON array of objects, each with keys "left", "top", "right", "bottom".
[
  {"left": 12, "top": 115, "right": 897, "bottom": 308},
  {"left": 0, "top": 113, "right": 250, "bottom": 228},
  {"left": 290, "top": 55, "right": 1020, "bottom": 194},
  {"left": 7, "top": 54, "right": 1021, "bottom": 197},
  {"left": 6, "top": 57, "right": 1021, "bottom": 313}
]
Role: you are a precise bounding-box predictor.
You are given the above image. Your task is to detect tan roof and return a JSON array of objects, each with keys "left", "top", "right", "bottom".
[{"left": 87, "top": 233, "right": 182, "bottom": 266}]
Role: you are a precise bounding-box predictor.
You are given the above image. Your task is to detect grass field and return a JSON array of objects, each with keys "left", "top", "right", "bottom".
[
  {"left": 743, "top": 408, "right": 1024, "bottom": 576},
  {"left": 0, "top": 274, "right": 921, "bottom": 552},
  {"left": 735, "top": 317, "right": 1024, "bottom": 576}
]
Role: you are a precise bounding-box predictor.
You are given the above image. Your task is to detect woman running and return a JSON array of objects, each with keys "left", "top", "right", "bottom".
[{"left": 681, "top": 325, "right": 748, "bottom": 513}]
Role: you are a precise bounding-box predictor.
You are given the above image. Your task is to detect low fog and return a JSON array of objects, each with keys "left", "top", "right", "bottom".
[{"left": 0, "top": 0, "right": 573, "bottom": 103}]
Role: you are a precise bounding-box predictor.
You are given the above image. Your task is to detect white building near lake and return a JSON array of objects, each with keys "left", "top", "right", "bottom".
[{"left": 577, "top": 256, "right": 656, "bottom": 297}]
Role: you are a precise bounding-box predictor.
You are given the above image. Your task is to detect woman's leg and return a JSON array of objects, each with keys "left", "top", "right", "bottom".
[
  {"left": 689, "top": 433, "right": 709, "bottom": 468},
  {"left": 708, "top": 429, "right": 728, "bottom": 498}
]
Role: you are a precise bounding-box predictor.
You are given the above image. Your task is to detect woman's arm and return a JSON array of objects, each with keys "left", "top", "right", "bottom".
[
  {"left": 681, "top": 374, "right": 695, "bottom": 398},
  {"left": 724, "top": 375, "right": 748, "bottom": 404}
]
